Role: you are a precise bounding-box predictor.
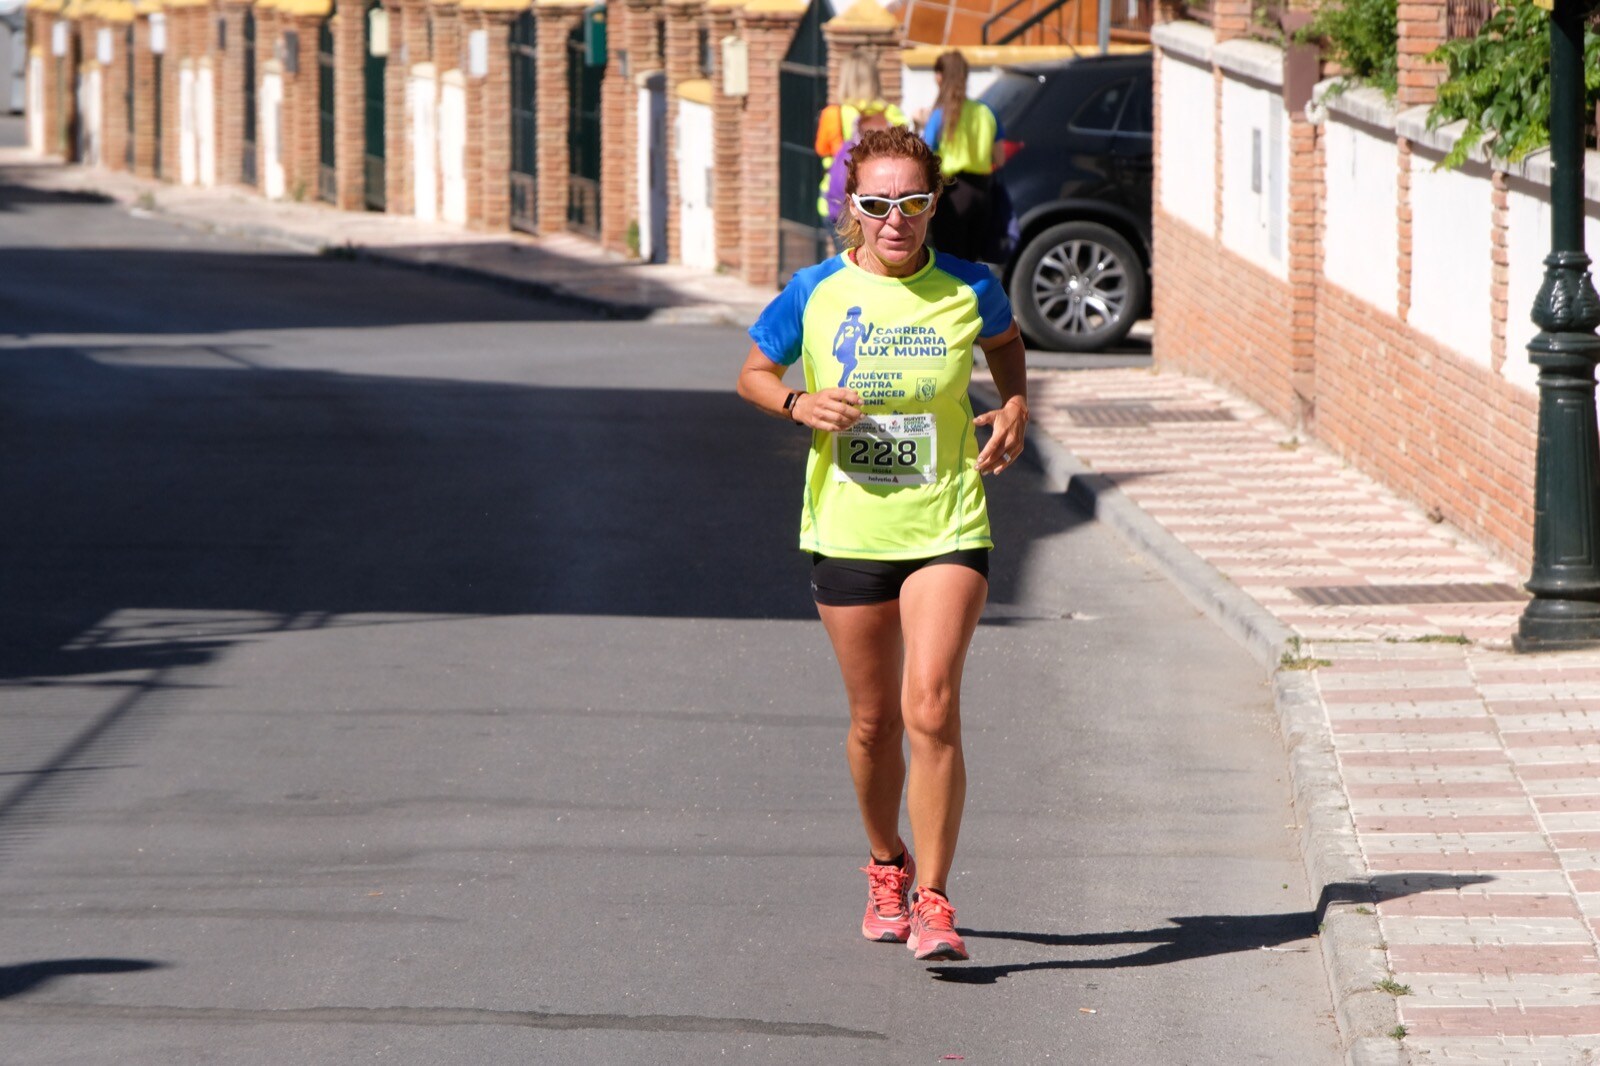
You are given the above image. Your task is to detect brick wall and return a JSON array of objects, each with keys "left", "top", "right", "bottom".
[
  {"left": 398, "top": 0, "right": 430, "bottom": 214},
  {"left": 474, "top": 12, "right": 515, "bottom": 231},
  {"left": 1397, "top": 0, "right": 1446, "bottom": 107},
  {"left": 217, "top": 3, "right": 245, "bottom": 186},
  {"left": 706, "top": 1, "right": 741, "bottom": 271},
  {"left": 103, "top": 20, "right": 132, "bottom": 172},
  {"left": 598, "top": 0, "right": 629, "bottom": 250},
  {"left": 663, "top": 0, "right": 704, "bottom": 261},
  {"left": 133, "top": 15, "right": 157, "bottom": 176},
  {"left": 1315, "top": 282, "right": 1537, "bottom": 562},
  {"left": 619, "top": 0, "right": 666, "bottom": 251}
]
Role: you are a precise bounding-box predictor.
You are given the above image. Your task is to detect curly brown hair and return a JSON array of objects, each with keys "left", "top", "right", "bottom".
[{"left": 834, "top": 127, "right": 945, "bottom": 250}]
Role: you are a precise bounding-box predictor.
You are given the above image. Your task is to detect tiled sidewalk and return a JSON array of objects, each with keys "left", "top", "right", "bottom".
[{"left": 1030, "top": 367, "right": 1600, "bottom": 1065}]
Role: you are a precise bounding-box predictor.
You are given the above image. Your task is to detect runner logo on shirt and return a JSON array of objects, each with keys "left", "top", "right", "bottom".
[{"left": 833, "top": 309, "right": 950, "bottom": 393}]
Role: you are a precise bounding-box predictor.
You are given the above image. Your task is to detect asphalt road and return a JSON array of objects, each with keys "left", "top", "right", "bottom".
[{"left": 0, "top": 165, "right": 1340, "bottom": 1064}]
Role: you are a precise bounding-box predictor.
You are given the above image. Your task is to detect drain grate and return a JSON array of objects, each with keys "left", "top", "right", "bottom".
[
  {"left": 1290, "top": 582, "right": 1529, "bottom": 607},
  {"left": 1064, "top": 403, "right": 1238, "bottom": 427}
]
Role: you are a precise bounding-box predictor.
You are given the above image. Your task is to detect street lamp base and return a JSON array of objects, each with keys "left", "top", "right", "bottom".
[{"left": 1515, "top": 598, "right": 1600, "bottom": 652}]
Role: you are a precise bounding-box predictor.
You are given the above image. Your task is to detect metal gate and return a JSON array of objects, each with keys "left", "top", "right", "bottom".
[
  {"left": 565, "top": 21, "right": 600, "bottom": 237},
  {"left": 124, "top": 25, "right": 135, "bottom": 168},
  {"left": 317, "top": 19, "right": 335, "bottom": 202},
  {"left": 510, "top": 10, "right": 536, "bottom": 232},
  {"left": 777, "top": 0, "right": 829, "bottom": 277},
  {"left": 363, "top": 0, "right": 385, "bottom": 210},
  {"left": 242, "top": 9, "right": 256, "bottom": 185}
]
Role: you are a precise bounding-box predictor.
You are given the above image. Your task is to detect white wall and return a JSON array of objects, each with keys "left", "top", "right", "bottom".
[
  {"left": 676, "top": 97, "right": 715, "bottom": 270},
  {"left": 439, "top": 69, "right": 466, "bottom": 226},
  {"left": 1504, "top": 177, "right": 1600, "bottom": 396},
  {"left": 26, "top": 51, "right": 42, "bottom": 150},
  {"left": 1219, "top": 74, "right": 1285, "bottom": 278},
  {"left": 76, "top": 66, "right": 99, "bottom": 165},
  {"left": 178, "top": 59, "right": 196, "bottom": 185},
  {"left": 1323, "top": 116, "right": 1398, "bottom": 315},
  {"left": 260, "top": 65, "right": 284, "bottom": 199},
  {"left": 409, "top": 64, "right": 436, "bottom": 221},
  {"left": 196, "top": 59, "right": 215, "bottom": 186},
  {"left": 1158, "top": 53, "right": 1214, "bottom": 234},
  {"left": 1408, "top": 147, "right": 1491, "bottom": 366}
]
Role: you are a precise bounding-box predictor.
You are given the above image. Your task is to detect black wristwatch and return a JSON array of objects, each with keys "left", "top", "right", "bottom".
[{"left": 783, "top": 391, "right": 805, "bottom": 422}]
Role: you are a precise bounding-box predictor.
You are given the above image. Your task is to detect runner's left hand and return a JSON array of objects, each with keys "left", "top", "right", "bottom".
[{"left": 975, "top": 397, "right": 1028, "bottom": 475}]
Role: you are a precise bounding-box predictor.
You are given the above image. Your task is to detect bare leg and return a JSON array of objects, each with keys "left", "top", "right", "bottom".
[
  {"left": 897, "top": 564, "right": 987, "bottom": 893},
  {"left": 817, "top": 599, "right": 907, "bottom": 862}
]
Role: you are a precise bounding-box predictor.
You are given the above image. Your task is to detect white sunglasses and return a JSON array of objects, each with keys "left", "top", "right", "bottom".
[{"left": 850, "top": 192, "right": 936, "bottom": 220}]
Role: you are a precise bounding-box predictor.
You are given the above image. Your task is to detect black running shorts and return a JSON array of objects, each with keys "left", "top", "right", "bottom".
[{"left": 810, "top": 549, "right": 990, "bottom": 607}]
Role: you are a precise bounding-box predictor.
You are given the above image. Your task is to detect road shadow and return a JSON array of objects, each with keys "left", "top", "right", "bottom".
[
  {"left": 0, "top": 958, "right": 165, "bottom": 999},
  {"left": 928, "top": 875, "right": 1494, "bottom": 984}
]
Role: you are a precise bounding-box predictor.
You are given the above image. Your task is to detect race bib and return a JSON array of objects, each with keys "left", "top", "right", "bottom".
[{"left": 833, "top": 413, "right": 937, "bottom": 486}]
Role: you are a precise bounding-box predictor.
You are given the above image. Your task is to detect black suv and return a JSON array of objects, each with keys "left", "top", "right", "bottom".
[{"left": 982, "top": 52, "right": 1153, "bottom": 352}]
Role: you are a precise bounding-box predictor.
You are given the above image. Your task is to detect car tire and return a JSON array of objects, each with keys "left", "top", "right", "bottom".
[{"left": 1009, "top": 221, "right": 1146, "bottom": 353}]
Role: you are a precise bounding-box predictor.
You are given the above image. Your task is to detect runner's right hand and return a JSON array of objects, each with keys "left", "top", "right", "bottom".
[{"left": 797, "top": 389, "right": 863, "bottom": 432}]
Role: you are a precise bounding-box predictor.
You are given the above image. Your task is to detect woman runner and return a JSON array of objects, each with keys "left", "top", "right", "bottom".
[{"left": 736, "top": 127, "right": 1029, "bottom": 962}]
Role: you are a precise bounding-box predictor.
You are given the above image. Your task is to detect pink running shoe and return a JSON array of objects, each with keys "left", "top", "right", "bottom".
[
  {"left": 907, "top": 889, "right": 969, "bottom": 961},
  {"left": 860, "top": 851, "right": 917, "bottom": 942}
]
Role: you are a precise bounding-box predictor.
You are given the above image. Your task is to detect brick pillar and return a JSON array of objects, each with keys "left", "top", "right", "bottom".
[
  {"left": 257, "top": 6, "right": 279, "bottom": 190},
  {"left": 705, "top": 0, "right": 740, "bottom": 271},
  {"left": 736, "top": 0, "right": 804, "bottom": 288},
  {"left": 620, "top": 0, "right": 664, "bottom": 251},
  {"left": 663, "top": 0, "right": 703, "bottom": 261},
  {"left": 131, "top": 14, "right": 155, "bottom": 175},
  {"left": 470, "top": 8, "right": 516, "bottom": 231},
  {"left": 1490, "top": 170, "right": 1510, "bottom": 375},
  {"left": 103, "top": 17, "right": 131, "bottom": 171},
  {"left": 534, "top": 0, "right": 585, "bottom": 233},
  {"left": 1397, "top": 0, "right": 1447, "bottom": 107},
  {"left": 598, "top": 0, "right": 629, "bottom": 251},
  {"left": 1287, "top": 108, "right": 1320, "bottom": 426},
  {"left": 334, "top": 0, "right": 365, "bottom": 208},
  {"left": 286, "top": 12, "right": 326, "bottom": 199},
  {"left": 386, "top": 0, "right": 412, "bottom": 213},
  {"left": 1210, "top": 0, "right": 1249, "bottom": 41},
  {"left": 461, "top": 8, "right": 485, "bottom": 226},
  {"left": 217, "top": 2, "right": 246, "bottom": 184},
  {"left": 433, "top": 0, "right": 462, "bottom": 75},
  {"left": 1396, "top": 136, "right": 1412, "bottom": 323}
]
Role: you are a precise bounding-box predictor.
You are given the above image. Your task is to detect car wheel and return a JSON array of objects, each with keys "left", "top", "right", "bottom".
[{"left": 1009, "top": 221, "right": 1146, "bottom": 353}]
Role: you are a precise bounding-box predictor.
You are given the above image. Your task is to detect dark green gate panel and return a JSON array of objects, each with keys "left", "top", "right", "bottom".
[
  {"left": 510, "top": 10, "right": 536, "bottom": 232},
  {"left": 242, "top": 10, "right": 257, "bottom": 185},
  {"left": 364, "top": 0, "right": 385, "bottom": 210},
  {"left": 124, "top": 25, "right": 135, "bottom": 169},
  {"left": 777, "top": 0, "right": 829, "bottom": 277},
  {"left": 318, "top": 19, "right": 335, "bottom": 203},
  {"left": 566, "top": 20, "right": 601, "bottom": 237}
]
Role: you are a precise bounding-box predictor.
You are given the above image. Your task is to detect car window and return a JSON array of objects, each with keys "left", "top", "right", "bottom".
[
  {"left": 1117, "top": 78, "right": 1152, "bottom": 135},
  {"left": 980, "top": 71, "right": 1047, "bottom": 126},
  {"left": 1070, "top": 78, "right": 1131, "bottom": 132}
]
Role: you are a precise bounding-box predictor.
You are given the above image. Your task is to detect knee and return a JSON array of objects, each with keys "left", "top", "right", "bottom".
[
  {"left": 902, "top": 677, "right": 959, "bottom": 744},
  {"left": 850, "top": 705, "right": 904, "bottom": 753}
]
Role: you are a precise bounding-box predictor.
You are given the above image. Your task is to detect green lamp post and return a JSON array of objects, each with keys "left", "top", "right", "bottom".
[{"left": 1517, "top": 0, "right": 1600, "bottom": 650}]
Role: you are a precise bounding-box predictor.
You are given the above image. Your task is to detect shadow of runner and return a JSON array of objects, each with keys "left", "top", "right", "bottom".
[
  {"left": 928, "top": 875, "right": 1494, "bottom": 984},
  {"left": 0, "top": 958, "right": 165, "bottom": 999}
]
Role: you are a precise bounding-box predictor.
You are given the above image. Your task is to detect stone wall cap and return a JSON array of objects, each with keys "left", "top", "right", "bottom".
[
  {"left": 1213, "top": 36, "right": 1281, "bottom": 87},
  {"left": 461, "top": 0, "right": 530, "bottom": 11},
  {"left": 533, "top": 0, "right": 589, "bottom": 9},
  {"left": 1394, "top": 103, "right": 1495, "bottom": 169},
  {"left": 826, "top": 0, "right": 896, "bottom": 30},
  {"left": 664, "top": 0, "right": 706, "bottom": 8},
  {"left": 25, "top": 0, "right": 66, "bottom": 12},
  {"left": 94, "top": 0, "right": 137, "bottom": 20},
  {"left": 902, "top": 42, "right": 1146, "bottom": 67},
  {"left": 1150, "top": 19, "right": 1212, "bottom": 64},
  {"left": 741, "top": 0, "right": 807, "bottom": 16},
  {"left": 704, "top": 0, "right": 744, "bottom": 10},
  {"left": 1318, "top": 80, "right": 1398, "bottom": 130},
  {"left": 275, "top": 0, "right": 331, "bottom": 15},
  {"left": 677, "top": 76, "right": 712, "bottom": 104}
]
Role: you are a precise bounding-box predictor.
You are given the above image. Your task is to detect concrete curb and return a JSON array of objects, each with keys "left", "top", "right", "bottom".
[{"left": 971, "top": 381, "right": 1408, "bottom": 1066}]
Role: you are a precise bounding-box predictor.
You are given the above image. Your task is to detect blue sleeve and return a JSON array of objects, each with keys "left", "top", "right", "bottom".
[
  {"left": 747, "top": 259, "right": 845, "bottom": 365},
  {"left": 936, "top": 256, "right": 1014, "bottom": 337},
  {"left": 921, "top": 110, "right": 941, "bottom": 148}
]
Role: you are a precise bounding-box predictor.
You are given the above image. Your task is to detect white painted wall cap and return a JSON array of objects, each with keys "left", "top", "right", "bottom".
[
  {"left": 1151, "top": 20, "right": 1212, "bottom": 64},
  {"left": 1318, "top": 82, "right": 1398, "bottom": 130},
  {"left": 1213, "top": 37, "right": 1282, "bottom": 87}
]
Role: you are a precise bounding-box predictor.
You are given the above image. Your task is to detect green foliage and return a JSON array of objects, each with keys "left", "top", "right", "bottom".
[
  {"left": 1302, "top": 0, "right": 1399, "bottom": 97},
  {"left": 1425, "top": 0, "right": 1592, "bottom": 168}
]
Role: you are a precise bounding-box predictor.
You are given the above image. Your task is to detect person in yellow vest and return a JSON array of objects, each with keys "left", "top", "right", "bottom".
[
  {"left": 919, "top": 51, "right": 1003, "bottom": 262},
  {"left": 815, "top": 50, "right": 908, "bottom": 247}
]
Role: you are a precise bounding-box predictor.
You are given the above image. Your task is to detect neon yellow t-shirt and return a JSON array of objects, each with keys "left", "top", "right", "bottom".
[{"left": 749, "top": 251, "right": 1014, "bottom": 560}]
